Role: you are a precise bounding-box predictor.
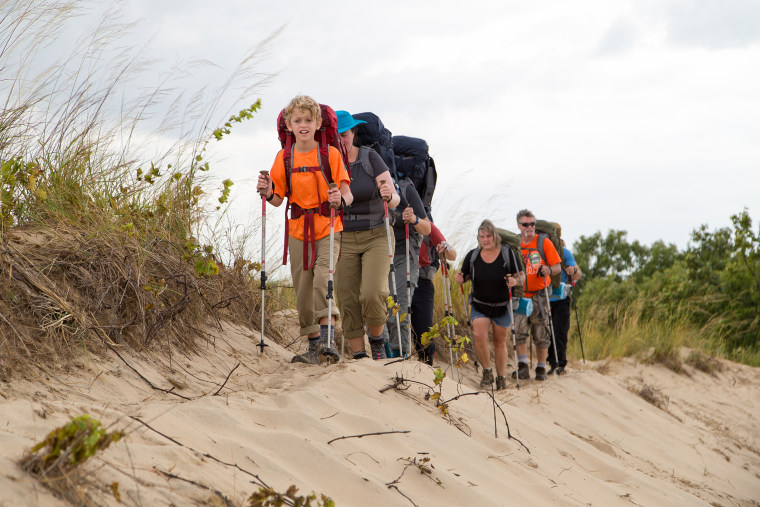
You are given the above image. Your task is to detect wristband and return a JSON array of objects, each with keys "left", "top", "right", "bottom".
[
  {"left": 266, "top": 192, "right": 275, "bottom": 202},
  {"left": 412, "top": 215, "right": 419, "bottom": 226}
]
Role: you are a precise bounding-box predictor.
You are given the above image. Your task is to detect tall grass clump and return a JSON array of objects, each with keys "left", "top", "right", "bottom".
[{"left": 0, "top": 1, "right": 280, "bottom": 377}]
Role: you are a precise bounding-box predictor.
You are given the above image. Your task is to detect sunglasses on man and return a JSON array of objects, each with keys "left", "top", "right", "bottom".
[{"left": 519, "top": 221, "right": 536, "bottom": 228}]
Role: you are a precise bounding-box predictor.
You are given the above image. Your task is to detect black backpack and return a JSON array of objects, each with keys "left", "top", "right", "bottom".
[
  {"left": 353, "top": 112, "right": 397, "bottom": 180},
  {"left": 392, "top": 135, "right": 437, "bottom": 215}
]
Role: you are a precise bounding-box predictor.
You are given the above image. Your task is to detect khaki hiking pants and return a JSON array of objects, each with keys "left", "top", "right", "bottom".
[
  {"left": 289, "top": 235, "right": 340, "bottom": 336},
  {"left": 335, "top": 227, "right": 391, "bottom": 340}
]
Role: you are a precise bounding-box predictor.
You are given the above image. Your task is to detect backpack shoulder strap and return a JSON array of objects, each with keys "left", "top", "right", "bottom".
[
  {"left": 469, "top": 246, "right": 481, "bottom": 283},
  {"left": 536, "top": 233, "right": 548, "bottom": 263},
  {"left": 501, "top": 245, "right": 512, "bottom": 270},
  {"left": 358, "top": 146, "right": 374, "bottom": 179}
]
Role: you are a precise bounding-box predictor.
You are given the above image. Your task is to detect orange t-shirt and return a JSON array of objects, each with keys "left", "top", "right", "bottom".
[
  {"left": 521, "top": 235, "right": 561, "bottom": 297},
  {"left": 270, "top": 145, "right": 350, "bottom": 241}
]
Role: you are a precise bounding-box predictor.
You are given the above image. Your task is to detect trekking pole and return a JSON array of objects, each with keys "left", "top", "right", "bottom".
[
  {"left": 380, "top": 180, "right": 402, "bottom": 356},
  {"left": 508, "top": 285, "right": 520, "bottom": 389},
  {"left": 458, "top": 282, "right": 479, "bottom": 372},
  {"left": 543, "top": 275, "right": 560, "bottom": 368},
  {"left": 327, "top": 183, "right": 339, "bottom": 363},
  {"left": 257, "top": 170, "right": 269, "bottom": 354},
  {"left": 571, "top": 286, "right": 586, "bottom": 364},
  {"left": 440, "top": 261, "right": 460, "bottom": 382},
  {"left": 404, "top": 218, "right": 412, "bottom": 358}
]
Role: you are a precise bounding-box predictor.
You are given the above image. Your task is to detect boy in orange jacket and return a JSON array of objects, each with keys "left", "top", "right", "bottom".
[{"left": 257, "top": 95, "right": 353, "bottom": 364}]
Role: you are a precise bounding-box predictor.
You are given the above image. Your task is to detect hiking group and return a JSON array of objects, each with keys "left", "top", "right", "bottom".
[{"left": 256, "top": 95, "right": 582, "bottom": 390}]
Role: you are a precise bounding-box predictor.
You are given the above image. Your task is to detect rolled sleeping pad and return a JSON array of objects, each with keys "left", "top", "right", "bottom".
[
  {"left": 551, "top": 282, "right": 567, "bottom": 299},
  {"left": 514, "top": 297, "right": 533, "bottom": 316}
]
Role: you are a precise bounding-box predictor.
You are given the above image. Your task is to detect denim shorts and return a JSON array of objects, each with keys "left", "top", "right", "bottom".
[{"left": 470, "top": 304, "right": 512, "bottom": 328}]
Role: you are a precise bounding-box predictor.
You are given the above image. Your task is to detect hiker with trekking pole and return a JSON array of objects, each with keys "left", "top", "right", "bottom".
[
  {"left": 257, "top": 95, "right": 352, "bottom": 365},
  {"left": 455, "top": 219, "right": 524, "bottom": 390},
  {"left": 333, "top": 111, "right": 399, "bottom": 361},
  {"left": 547, "top": 222, "right": 583, "bottom": 375},
  {"left": 513, "top": 209, "right": 561, "bottom": 381},
  {"left": 381, "top": 180, "right": 431, "bottom": 358},
  {"left": 412, "top": 223, "right": 457, "bottom": 366}
]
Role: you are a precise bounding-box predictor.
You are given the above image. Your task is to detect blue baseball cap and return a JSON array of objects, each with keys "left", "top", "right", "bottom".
[{"left": 336, "top": 110, "right": 366, "bottom": 134}]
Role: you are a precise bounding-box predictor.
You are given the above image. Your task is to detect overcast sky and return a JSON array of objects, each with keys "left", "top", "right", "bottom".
[{"left": 20, "top": 0, "right": 760, "bottom": 258}]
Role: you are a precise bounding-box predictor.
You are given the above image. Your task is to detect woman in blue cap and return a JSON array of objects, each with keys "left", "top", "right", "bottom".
[{"left": 334, "top": 110, "right": 400, "bottom": 360}]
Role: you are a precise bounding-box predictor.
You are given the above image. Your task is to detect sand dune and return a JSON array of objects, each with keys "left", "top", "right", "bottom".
[{"left": 1, "top": 317, "right": 759, "bottom": 506}]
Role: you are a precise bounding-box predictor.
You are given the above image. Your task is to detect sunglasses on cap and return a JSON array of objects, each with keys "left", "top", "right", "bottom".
[{"left": 519, "top": 221, "right": 536, "bottom": 227}]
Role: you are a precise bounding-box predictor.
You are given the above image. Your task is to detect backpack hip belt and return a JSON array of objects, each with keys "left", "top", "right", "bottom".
[
  {"left": 343, "top": 211, "right": 383, "bottom": 222},
  {"left": 471, "top": 296, "right": 508, "bottom": 307}
]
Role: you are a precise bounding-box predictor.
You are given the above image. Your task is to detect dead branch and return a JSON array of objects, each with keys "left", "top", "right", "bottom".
[
  {"left": 153, "top": 467, "right": 234, "bottom": 507},
  {"left": 102, "top": 339, "right": 192, "bottom": 401},
  {"left": 129, "top": 416, "right": 269, "bottom": 489},
  {"left": 485, "top": 391, "right": 530, "bottom": 454},
  {"left": 327, "top": 430, "right": 410, "bottom": 445},
  {"left": 211, "top": 362, "right": 240, "bottom": 396},
  {"left": 387, "top": 484, "right": 418, "bottom": 507}
]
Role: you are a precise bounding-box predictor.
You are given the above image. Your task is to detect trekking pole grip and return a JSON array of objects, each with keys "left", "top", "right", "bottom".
[
  {"left": 328, "top": 182, "right": 340, "bottom": 208},
  {"left": 379, "top": 179, "right": 391, "bottom": 202},
  {"left": 259, "top": 170, "right": 270, "bottom": 197}
]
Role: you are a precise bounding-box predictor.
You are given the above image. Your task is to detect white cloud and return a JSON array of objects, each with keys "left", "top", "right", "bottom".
[{"left": 44, "top": 0, "right": 760, "bottom": 255}]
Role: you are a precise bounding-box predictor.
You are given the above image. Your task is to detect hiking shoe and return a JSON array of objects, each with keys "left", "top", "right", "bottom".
[
  {"left": 319, "top": 343, "right": 340, "bottom": 363},
  {"left": 479, "top": 369, "right": 494, "bottom": 389},
  {"left": 535, "top": 366, "right": 547, "bottom": 381},
  {"left": 353, "top": 351, "right": 369, "bottom": 359},
  {"left": 495, "top": 375, "right": 508, "bottom": 390},
  {"left": 548, "top": 365, "right": 558, "bottom": 375},
  {"left": 556, "top": 366, "right": 566, "bottom": 375},
  {"left": 369, "top": 339, "right": 387, "bottom": 360},
  {"left": 511, "top": 362, "right": 530, "bottom": 380},
  {"left": 291, "top": 340, "right": 321, "bottom": 364}
]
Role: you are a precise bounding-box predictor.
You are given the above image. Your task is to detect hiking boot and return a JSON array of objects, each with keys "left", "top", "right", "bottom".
[
  {"left": 479, "top": 368, "right": 494, "bottom": 389},
  {"left": 535, "top": 366, "right": 547, "bottom": 381},
  {"left": 291, "top": 339, "right": 321, "bottom": 364},
  {"left": 319, "top": 339, "right": 340, "bottom": 364},
  {"left": 511, "top": 362, "right": 530, "bottom": 380},
  {"left": 495, "top": 375, "right": 508, "bottom": 390},
  {"left": 369, "top": 339, "right": 387, "bottom": 360},
  {"left": 556, "top": 366, "right": 566, "bottom": 375},
  {"left": 548, "top": 364, "right": 558, "bottom": 375},
  {"left": 353, "top": 351, "right": 369, "bottom": 359}
]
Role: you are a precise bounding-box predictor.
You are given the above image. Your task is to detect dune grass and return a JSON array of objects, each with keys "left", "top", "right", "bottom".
[
  {"left": 429, "top": 259, "right": 759, "bottom": 370},
  {"left": 0, "top": 1, "right": 284, "bottom": 377}
]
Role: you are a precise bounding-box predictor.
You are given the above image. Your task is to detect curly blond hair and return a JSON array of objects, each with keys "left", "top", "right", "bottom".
[{"left": 283, "top": 95, "right": 321, "bottom": 127}]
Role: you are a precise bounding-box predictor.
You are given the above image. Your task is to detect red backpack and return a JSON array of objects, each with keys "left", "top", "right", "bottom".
[{"left": 276, "top": 104, "right": 350, "bottom": 269}]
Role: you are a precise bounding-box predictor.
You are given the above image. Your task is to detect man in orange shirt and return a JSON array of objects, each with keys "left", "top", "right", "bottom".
[
  {"left": 513, "top": 209, "right": 561, "bottom": 381},
  {"left": 257, "top": 95, "right": 353, "bottom": 364}
]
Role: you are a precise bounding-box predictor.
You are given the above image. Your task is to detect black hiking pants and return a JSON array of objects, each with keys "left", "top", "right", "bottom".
[
  {"left": 411, "top": 277, "right": 435, "bottom": 365},
  {"left": 549, "top": 297, "right": 571, "bottom": 368}
]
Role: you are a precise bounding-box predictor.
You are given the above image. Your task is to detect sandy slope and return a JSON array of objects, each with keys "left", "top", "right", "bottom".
[{"left": 1, "top": 317, "right": 759, "bottom": 506}]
